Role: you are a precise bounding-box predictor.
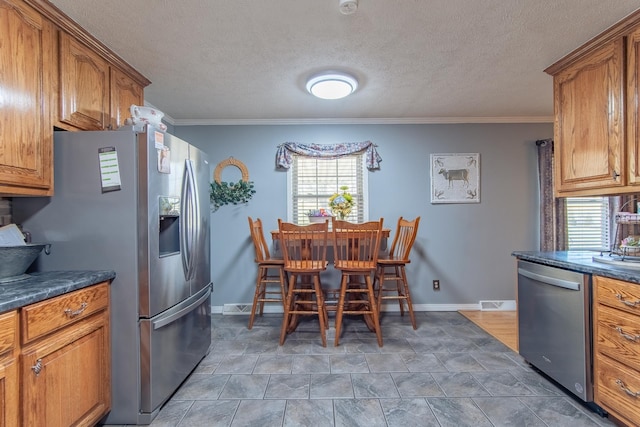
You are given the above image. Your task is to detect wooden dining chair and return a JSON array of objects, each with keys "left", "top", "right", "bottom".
[
  {"left": 332, "top": 218, "right": 384, "bottom": 347},
  {"left": 278, "top": 219, "right": 330, "bottom": 347},
  {"left": 375, "top": 216, "right": 420, "bottom": 329},
  {"left": 247, "top": 217, "right": 287, "bottom": 330}
]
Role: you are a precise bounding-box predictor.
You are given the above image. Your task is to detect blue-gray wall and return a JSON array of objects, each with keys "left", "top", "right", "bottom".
[{"left": 175, "top": 123, "right": 550, "bottom": 311}]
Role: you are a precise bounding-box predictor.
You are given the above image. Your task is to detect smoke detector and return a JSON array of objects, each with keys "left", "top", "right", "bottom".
[{"left": 339, "top": 0, "right": 358, "bottom": 15}]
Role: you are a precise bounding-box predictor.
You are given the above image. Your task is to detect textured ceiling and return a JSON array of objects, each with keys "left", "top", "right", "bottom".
[{"left": 49, "top": 0, "right": 640, "bottom": 124}]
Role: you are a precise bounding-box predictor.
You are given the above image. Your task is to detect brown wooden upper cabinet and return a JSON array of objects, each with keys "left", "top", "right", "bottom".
[
  {"left": 58, "top": 32, "right": 110, "bottom": 131},
  {"left": 627, "top": 26, "right": 640, "bottom": 186},
  {"left": 0, "top": 0, "right": 55, "bottom": 196},
  {"left": 546, "top": 11, "right": 640, "bottom": 197},
  {"left": 0, "top": 0, "right": 150, "bottom": 196},
  {"left": 57, "top": 32, "right": 147, "bottom": 131},
  {"left": 110, "top": 67, "right": 145, "bottom": 131}
]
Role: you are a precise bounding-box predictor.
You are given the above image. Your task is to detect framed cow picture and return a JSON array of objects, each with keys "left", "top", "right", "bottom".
[{"left": 430, "top": 153, "right": 480, "bottom": 204}]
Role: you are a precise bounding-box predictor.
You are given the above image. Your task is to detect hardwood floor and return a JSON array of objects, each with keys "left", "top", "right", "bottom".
[{"left": 458, "top": 310, "right": 518, "bottom": 352}]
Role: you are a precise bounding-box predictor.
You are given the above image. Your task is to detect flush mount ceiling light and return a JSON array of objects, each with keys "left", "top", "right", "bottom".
[
  {"left": 306, "top": 72, "right": 358, "bottom": 100},
  {"left": 339, "top": 0, "right": 358, "bottom": 15}
]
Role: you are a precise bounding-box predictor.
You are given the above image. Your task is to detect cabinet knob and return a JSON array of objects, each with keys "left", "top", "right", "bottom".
[
  {"left": 32, "top": 359, "right": 42, "bottom": 376},
  {"left": 612, "top": 170, "right": 620, "bottom": 180}
]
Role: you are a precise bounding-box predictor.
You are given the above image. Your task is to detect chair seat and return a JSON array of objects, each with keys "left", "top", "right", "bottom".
[
  {"left": 284, "top": 260, "right": 328, "bottom": 272},
  {"left": 377, "top": 257, "right": 410, "bottom": 266},
  {"left": 258, "top": 258, "right": 285, "bottom": 266},
  {"left": 334, "top": 260, "right": 377, "bottom": 271}
]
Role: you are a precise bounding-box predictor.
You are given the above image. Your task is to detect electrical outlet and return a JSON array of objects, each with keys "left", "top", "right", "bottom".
[{"left": 433, "top": 279, "right": 440, "bottom": 290}]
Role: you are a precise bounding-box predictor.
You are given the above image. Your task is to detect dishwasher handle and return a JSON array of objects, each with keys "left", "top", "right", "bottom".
[{"left": 518, "top": 267, "right": 581, "bottom": 291}]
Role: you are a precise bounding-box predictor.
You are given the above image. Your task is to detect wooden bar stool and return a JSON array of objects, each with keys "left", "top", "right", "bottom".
[
  {"left": 375, "top": 216, "right": 420, "bottom": 329},
  {"left": 278, "top": 219, "right": 330, "bottom": 347},
  {"left": 247, "top": 217, "right": 287, "bottom": 330},
  {"left": 332, "top": 218, "right": 384, "bottom": 347}
]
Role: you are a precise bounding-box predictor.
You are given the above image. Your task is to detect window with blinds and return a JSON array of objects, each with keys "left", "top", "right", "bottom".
[
  {"left": 288, "top": 153, "right": 367, "bottom": 224},
  {"left": 566, "top": 197, "right": 610, "bottom": 250}
]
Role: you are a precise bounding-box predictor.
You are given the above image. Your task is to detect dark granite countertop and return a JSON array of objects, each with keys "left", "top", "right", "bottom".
[
  {"left": 0, "top": 270, "right": 116, "bottom": 313},
  {"left": 512, "top": 251, "right": 640, "bottom": 285}
]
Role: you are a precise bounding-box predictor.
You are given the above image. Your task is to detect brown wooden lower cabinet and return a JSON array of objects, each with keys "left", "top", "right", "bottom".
[
  {"left": 593, "top": 275, "right": 640, "bottom": 427},
  {"left": 0, "top": 282, "right": 110, "bottom": 426},
  {"left": 0, "top": 310, "right": 19, "bottom": 427}
]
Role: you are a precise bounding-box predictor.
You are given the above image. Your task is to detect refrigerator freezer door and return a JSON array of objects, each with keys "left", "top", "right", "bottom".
[{"left": 139, "top": 284, "right": 212, "bottom": 419}]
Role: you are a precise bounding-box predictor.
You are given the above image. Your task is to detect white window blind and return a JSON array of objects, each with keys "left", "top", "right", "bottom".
[
  {"left": 566, "top": 197, "right": 610, "bottom": 250},
  {"left": 289, "top": 154, "right": 367, "bottom": 224}
]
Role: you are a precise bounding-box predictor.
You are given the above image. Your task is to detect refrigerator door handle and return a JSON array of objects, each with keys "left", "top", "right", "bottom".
[
  {"left": 187, "top": 158, "right": 201, "bottom": 276},
  {"left": 180, "top": 159, "right": 198, "bottom": 280},
  {"left": 152, "top": 285, "right": 211, "bottom": 330}
]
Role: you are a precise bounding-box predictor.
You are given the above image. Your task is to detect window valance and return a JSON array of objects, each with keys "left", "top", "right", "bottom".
[{"left": 276, "top": 141, "right": 382, "bottom": 170}]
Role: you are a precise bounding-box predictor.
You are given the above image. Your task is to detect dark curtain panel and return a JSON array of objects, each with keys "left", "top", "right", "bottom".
[{"left": 537, "top": 139, "right": 566, "bottom": 251}]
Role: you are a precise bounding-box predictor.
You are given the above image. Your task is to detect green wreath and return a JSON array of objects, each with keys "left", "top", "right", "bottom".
[
  {"left": 210, "top": 180, "right": 255, "bottom": 211},
  {"left": 210, "top": 158, "right": 256, "bottom": 211}
]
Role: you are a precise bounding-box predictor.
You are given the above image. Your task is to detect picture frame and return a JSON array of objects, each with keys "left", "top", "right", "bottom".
[{"left": 430, "top": 153, "right": 480, "bottom": 204}]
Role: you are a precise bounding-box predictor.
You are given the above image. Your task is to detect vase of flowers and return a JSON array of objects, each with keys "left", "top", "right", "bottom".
[{"left": 329, "top": 186, "right": 355, "bottom": 220}]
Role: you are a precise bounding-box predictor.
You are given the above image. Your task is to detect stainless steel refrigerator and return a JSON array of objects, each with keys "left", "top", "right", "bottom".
[{"left": 14, "top": 125, "right": 212, "bottom": 425}]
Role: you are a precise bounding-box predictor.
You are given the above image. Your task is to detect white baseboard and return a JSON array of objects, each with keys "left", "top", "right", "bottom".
[{"left": 214, "top": 302, "right": 494, "bottom": 314}]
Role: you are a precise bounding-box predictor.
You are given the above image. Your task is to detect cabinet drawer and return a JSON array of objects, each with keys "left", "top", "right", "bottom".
[
  {"left": 21, "top": 283, "right": 109, "bottom": 344},
  {"left": 0, "top": 310, "right": 17, "bottom": 355},
  {"left": 595, "top": 276, "right": 640, "bottom": 315},
  {"left": 595, "top": 354, "right": 640, "bottom": 426},
  {"left": 596, "top": 304, "right": 640, "bottom": 371}
]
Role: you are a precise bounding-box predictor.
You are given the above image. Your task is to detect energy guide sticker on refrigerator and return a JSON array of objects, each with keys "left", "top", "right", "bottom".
[{"left": 98, "top": 147, "right": 122, "bottom": 192}]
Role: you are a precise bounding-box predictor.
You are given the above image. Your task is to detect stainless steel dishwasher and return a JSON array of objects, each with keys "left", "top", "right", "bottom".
[{"left": 517, "top": 260, "right": 594, "bottom": 402}]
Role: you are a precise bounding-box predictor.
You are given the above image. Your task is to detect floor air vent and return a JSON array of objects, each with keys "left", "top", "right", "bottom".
[
  {"left": 479, "top": 300, "right": 516, "bottom": 311},
  {"left": 223, "top": 304, "right": 252, "bottom": 315}
]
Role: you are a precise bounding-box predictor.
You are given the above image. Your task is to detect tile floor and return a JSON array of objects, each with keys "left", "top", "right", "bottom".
[{"left": 107, "top": 312, "right": 618, "bottom": 427}]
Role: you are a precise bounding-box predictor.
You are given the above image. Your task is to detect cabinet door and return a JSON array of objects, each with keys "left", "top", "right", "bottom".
[
  {"left": 628, "top": 26, "right": 640, "bottom": 185},
  {"left": 110, "top": 67, "right": 144, "bottom": 129},
  {"left": 21, "top": 312, "right": 110, "bottom": 427},
  {"left": 0, "top": 359, "right": 18, "bottom": 427},
  {"left": 0, "top": 310, "right": 18, "bottom": 427},
  {"left": 58, "top": 31, "right": 109, "bottom": 130},
  {"left": 553, "top": 38, "right": 625, "bottom": 195},
  {"left": 0, "top": 0, "right": 54, "bottom": 196}
]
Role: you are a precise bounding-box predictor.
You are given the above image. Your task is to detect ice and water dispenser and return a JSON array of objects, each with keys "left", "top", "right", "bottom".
[{"left": 159, "top": 196, "right": 180, "bottom": 257}]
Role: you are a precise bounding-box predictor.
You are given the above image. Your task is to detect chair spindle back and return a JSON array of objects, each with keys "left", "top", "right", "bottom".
[
  {"left": 332, "top": 218, "right": 384, "bottom": 269},
  {"left": 389, "top": 216, "right": 421, "bottom": 261}
]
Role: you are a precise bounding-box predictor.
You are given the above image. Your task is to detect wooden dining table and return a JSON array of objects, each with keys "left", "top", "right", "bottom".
[{"left": 270, "top": 228, "right": 390, "bottom": 246}]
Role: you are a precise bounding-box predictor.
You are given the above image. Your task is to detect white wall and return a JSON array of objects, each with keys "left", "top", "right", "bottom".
[{"left": 175, "top": 123, "right": 549, "bottom": 311}]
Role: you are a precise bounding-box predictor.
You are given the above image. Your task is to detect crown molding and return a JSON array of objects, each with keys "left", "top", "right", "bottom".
[
  {"left": 168, "top": 116, "right": 554, "bottom": 126},
  {"left": 142, "top": 101, "right": 553, "bottom": 126}
]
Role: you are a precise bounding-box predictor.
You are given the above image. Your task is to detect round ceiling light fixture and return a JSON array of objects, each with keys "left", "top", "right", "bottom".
[
  {"left": 305, "top": 71, "right": 358, "bottom": 100},
  {"left": 339, "top": 0, "right": 358, "bottom": 15}
]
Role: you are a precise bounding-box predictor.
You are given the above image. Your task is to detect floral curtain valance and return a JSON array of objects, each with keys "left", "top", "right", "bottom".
[{"left": 275, "top": 141, "right": 382, "bottom": 170}]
